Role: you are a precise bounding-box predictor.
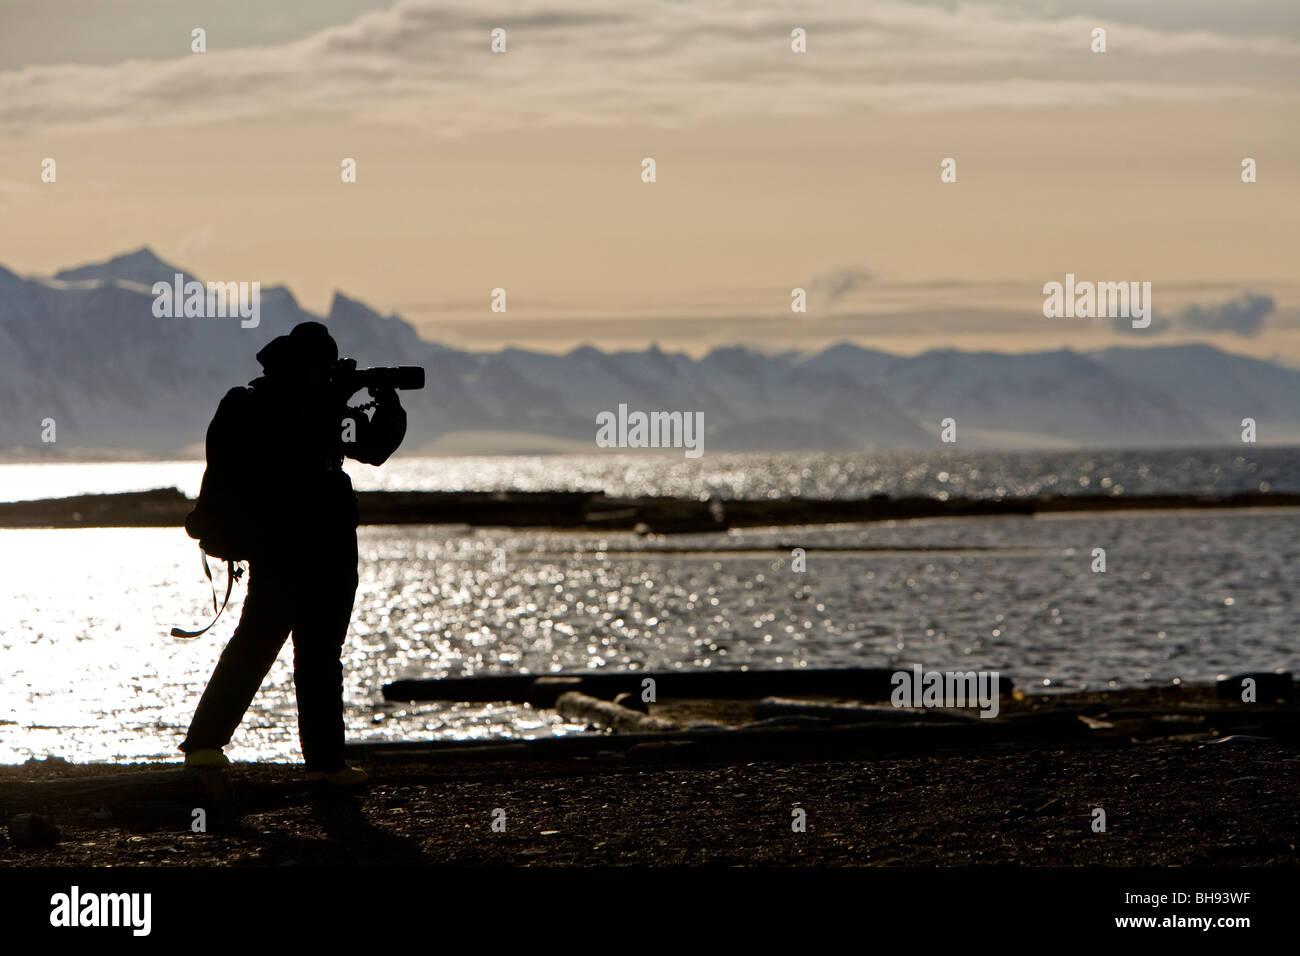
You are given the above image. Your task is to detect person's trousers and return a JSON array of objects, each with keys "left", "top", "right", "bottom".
[{"left": 179, "top": 529, "right": 360, "bottom": 770}]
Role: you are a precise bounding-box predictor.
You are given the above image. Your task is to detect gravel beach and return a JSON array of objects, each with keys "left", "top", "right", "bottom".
[{"left": 4, "top": 686, "right": 1298, "bottom": 867}]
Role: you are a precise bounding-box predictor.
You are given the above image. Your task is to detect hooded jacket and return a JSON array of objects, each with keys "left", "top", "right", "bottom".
[
  {"left": 204, "top": 377, "right": 406, "bottom": 549},
  {"left": 189, "top": 323, "right": 407, "bottom": 559}
]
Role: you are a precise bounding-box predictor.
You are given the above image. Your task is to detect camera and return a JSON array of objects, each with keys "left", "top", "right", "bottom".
[{"left": 332, "top": 357, "right": 425, "bottom": 393}]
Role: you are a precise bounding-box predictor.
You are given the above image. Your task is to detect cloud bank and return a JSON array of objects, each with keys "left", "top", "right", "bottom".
[
  {"left": 2, "top": 0, "right": 1297, "bottom": 136},
  {"left": 1180, "top": 293, "right": 1276, "bottom": 336},
  {"left": 1111, "top": 292, "right": 1277, "bottom": 336}
]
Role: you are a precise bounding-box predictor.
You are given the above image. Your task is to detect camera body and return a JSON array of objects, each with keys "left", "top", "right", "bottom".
[{"left": 332, "top": 358, "right": 425, "bottom": 394}]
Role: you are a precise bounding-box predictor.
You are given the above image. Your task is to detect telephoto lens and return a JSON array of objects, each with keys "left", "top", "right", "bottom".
[{"left": 353, "top": 366, "right": 425, "bottom": 390}]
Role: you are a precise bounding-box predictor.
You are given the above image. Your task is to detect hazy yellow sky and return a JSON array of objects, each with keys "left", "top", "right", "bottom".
[{"left": 1, "top": 1, "right": 1297, "bottom": 360}]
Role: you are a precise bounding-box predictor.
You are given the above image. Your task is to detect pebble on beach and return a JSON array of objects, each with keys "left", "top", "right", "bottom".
[{"left": 8, "top": 812, "right": 61, "bottom": 849}]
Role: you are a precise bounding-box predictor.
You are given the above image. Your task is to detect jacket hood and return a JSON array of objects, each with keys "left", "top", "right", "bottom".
[{"left": 255, "top": 321, "right": 339, "bottom": 376}]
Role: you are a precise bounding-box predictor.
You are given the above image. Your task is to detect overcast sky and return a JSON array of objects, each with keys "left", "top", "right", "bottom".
[{"left": 1, "top": 0, "right": 1296, "bottom": 362}]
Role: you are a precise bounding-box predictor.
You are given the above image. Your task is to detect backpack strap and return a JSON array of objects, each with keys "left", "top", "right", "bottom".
[{"left": 170, "top": 550, "right": 245, "bottom": 639}]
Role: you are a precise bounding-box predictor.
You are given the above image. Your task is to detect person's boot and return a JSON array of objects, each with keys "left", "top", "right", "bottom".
[
  {"left": 184, "top": 748, "right": 231, "bottom": 769},
  {"left": 305, "top": 766, "right": 367, "bottom": 786}
]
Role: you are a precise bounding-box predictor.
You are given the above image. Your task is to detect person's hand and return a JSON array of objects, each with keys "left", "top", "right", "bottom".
[{"left": 368, "top": 385, "right": 398, "bottom": 405}]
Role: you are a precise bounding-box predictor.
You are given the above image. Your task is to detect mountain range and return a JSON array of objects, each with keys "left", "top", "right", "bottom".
[{"left": 2, "top": 248, "right": 1297, "bottom": 456}]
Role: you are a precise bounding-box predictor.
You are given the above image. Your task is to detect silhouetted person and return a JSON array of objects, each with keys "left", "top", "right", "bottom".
[{"left": 179, "top": 321, "right": 406, "bottom": 785}]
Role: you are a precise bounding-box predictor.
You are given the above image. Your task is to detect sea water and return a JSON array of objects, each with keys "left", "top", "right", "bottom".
[{"left": 1, "top": 502, "right": 1295, "bottom": 764}]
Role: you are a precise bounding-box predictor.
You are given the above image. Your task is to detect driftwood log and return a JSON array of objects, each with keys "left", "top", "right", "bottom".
[
  {"left": 385, "top": 668, "right": 1016, "bottom": 706},
  {"left": 555, "top": 692, "right": 677, "bottom": 733}
]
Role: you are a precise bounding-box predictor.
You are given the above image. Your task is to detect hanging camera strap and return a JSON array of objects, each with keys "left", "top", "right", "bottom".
[{"left": 171, "top": 549, "right": 245, "bottom": 639}]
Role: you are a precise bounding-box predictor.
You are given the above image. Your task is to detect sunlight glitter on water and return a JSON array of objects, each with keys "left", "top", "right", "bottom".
[
  {"left": 0, "top": 447, "right": 1295, "bottom": 504},
  {"left": 0, "top": 526, "right": 590, "bottom": 765},
  {"left": 2, "top": 511, "right": 1297, "bottom": 765}
]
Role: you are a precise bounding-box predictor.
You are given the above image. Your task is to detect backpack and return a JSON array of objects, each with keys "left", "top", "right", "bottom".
[
  {"left": 171, "top": 387, "right": 261, "bottom": 638},
  {"left": 184, "top": 463, "right": 258, "bottom": 562}
]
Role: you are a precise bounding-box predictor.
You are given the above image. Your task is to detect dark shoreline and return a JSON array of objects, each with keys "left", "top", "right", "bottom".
[{"left": 0, "top": 487, "right": 1297, "bottom": 533}]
